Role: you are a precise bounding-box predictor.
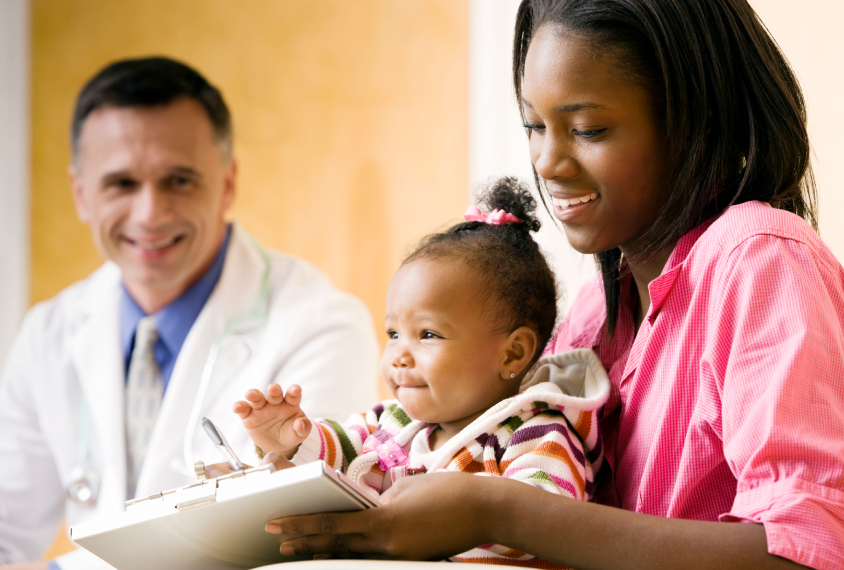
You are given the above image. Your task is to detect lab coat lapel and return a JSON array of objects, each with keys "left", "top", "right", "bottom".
[
  {"left": 68, "top": 264, "right": 127, "bottom": 507},
  {"left": 138, "top": 225, "right": 267, "bottom": 493}
]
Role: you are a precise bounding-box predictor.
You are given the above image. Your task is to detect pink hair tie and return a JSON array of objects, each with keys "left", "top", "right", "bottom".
[{"left": 464, "top": 205, "right": 523, "bottom": 226}]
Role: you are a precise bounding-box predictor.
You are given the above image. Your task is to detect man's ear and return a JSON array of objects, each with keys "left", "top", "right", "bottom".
[
  {"left": 221, "top": 157, "right": 237, "bottom": 212},
  {"left": 501, "top": 326, "right": 538, "bottom": 380},
  {"left": 68, "top": 164, "right": 91, "bottom": 223}
]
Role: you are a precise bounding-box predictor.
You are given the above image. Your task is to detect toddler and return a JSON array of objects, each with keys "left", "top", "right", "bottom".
[{"left": 234, "top": 177, "right": 610, "bottom": 566}]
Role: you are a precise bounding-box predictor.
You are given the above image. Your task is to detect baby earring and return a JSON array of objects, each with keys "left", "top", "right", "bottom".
[{"left": 499, "top": 371, "right": 516, "bottom": 380}]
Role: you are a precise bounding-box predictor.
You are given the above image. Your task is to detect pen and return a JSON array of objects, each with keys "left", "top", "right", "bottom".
[{"left": 201, "top": 417, "right": 246, "bottom": 472}]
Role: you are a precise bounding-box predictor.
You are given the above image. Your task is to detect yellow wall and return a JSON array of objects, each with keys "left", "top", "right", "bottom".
[
  {"left": 33, "top": 2, "right": 467, "bottom": 557},
  {"left": 31, "top": 0, "right": 468, "bottom": 357}
]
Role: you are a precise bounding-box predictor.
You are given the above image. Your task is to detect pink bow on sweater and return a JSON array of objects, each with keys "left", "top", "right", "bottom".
[
  {"left": 464, "top": 205, "right": 523, "bottom": 225},
  {"left": 363, "top": 429, "right": 409, "bottom": 471}
]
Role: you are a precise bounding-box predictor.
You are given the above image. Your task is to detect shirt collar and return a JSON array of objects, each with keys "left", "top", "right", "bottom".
[
  {"left": 574, "top": 217, "right": 717, "bottom": 348},
  {"left": 663, "top": 218, "right": 714, "bottom": 274},
  {"left": 645, "top": 218, "right": 714, "bottom": 319},
  {"left": 119, "top": 289, "right": 147, "bottom": 359},
  {"left": 120, "top": 224, "right": 233, "bottom": 360}
]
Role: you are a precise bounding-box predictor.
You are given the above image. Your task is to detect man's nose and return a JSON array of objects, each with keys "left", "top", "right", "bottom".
[{"left": 130, "top": 184, "right": 172, "bottom": 224}]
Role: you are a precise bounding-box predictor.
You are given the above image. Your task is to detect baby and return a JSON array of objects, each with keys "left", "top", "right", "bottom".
[{"left": 234, "top": 177, "right": 610, "bottom": 566}]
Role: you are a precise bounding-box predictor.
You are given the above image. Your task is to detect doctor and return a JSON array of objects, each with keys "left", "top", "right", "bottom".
[{"left": 0, "top": 57, "right": 379, "bottom": 570}]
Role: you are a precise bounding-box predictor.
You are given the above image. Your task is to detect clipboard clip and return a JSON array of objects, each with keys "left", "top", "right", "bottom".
[
  {"left": 194, "top": 461, "right": 207, "bottom": 481},
  {"left": 125, "top": 464, "right": 276, "bottom": 511}
]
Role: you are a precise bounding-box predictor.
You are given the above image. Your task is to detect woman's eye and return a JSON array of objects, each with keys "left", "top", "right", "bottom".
[
  {"left": 523, "top": 122, "right": 546, "bottom": 135},
  {"left": 572, "top": 128, "right": 607, "bottom": 139}
]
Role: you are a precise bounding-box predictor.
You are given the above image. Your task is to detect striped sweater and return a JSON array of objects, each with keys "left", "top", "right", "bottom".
[{"left": 291, "top": 349, "right": 611, "bottom": 567}]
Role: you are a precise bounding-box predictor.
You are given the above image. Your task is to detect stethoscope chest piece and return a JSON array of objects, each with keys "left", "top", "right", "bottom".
[{"left": 66, "top": 466, "right": 99, "bottom": 507}]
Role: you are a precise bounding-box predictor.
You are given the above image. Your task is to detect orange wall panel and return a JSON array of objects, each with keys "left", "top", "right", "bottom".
[
  {"left": 31, "top": 0, "right": 469, "bottom": 357},
  {"left": 33, "top": 1, "right": 467, "bottom": 557}
]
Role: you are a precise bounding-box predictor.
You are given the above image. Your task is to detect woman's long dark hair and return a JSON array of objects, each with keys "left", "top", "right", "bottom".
[{"left": 513, "top": 0, "right": 818, "bottom": 334}]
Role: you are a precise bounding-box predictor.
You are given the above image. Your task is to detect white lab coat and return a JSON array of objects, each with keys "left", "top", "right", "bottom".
[{"left": 0, "top": 224, "right": 379, "bottom": 569}]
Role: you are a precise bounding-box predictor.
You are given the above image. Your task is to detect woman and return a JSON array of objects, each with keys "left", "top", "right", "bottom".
[{"left": 268, "top": 1, "right": 844, "bottom": 568}]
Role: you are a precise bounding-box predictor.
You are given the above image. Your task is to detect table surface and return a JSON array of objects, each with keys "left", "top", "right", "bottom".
[{"left": 259, "top": 560, "right": 527, "bottom": 569}]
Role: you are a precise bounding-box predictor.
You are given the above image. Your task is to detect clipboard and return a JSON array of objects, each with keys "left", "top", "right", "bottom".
[{"left": 70, "top": 461, "right": 379, "bottom": 570}]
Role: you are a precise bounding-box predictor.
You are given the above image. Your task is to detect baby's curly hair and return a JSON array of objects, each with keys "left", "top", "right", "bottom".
[{"left": 404, "top": 177, "right": 558, "bottom": 361}]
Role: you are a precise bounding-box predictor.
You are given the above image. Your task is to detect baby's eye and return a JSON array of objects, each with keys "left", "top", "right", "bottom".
[
  {"left": 422, "top": 330, "right": 442, "bottom": 340},
  {"left": 386, "top": 330, "right": 399, "bottom": 340}
]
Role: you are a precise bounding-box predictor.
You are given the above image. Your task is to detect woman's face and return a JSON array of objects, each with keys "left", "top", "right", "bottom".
[{"left": 521, "top": 25, "right": 669, "bottom": 255}]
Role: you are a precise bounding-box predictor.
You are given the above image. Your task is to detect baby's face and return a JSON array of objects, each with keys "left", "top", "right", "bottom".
[{"left": 379, "top": 258, "right": 520, "bottom": 432}]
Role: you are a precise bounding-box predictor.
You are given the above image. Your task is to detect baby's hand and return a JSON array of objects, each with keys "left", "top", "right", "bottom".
[{"left": 233, "top": 384, "right": 312, "bottom": 458}]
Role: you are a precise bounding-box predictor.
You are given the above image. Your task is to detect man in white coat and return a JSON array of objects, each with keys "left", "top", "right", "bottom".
[{"left": 0, "top": 57, "right": 379, "bottom": 570}]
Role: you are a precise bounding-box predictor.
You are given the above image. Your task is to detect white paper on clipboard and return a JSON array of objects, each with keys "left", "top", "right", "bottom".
[{"left": 70, "top": 461, "right": 380, "bottom": 570}]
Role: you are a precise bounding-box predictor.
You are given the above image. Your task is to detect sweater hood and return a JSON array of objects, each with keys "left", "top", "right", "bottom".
[{"left": 426, "top": 348, "right": 610, "bottom": 472}]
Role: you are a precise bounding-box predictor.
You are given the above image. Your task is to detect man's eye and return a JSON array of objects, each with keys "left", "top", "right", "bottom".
[
  {"left": 113, "top": 179, "right": 137, "bottom": 190},
  {"left": 171, "top": 176, "right": 193, "bottom": 188}
]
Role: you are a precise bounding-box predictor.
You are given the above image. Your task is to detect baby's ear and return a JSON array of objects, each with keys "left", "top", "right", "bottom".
[{"left": 501, "top": 326, "right": 538, "bottom": 379}]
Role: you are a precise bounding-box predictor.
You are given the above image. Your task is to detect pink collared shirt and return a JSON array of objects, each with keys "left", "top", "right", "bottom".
[{"left": 548, "top": 201, "right": 844, "bottom": 570}]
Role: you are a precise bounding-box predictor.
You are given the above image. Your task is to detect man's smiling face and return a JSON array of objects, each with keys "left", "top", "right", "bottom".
[{"left": 70, "top": 97, "right": 236, "bottom": 312}]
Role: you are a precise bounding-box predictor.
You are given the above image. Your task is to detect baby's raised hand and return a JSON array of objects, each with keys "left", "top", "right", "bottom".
[{"left": 233, "top": 384, "right": 312, "bottom": 457}]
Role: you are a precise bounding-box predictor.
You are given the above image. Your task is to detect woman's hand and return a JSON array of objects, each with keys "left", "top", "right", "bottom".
[
  {"left": 263, "top": 470, "right": 806, "bottom": 570},
  {"left": 204, "top": 461, "right": 243, "bottom": 479},
  {"left": 265, "top": 472, "right": 493, "bottom": 560},
  {"left": 204, "top": 452, "right": 295, "bottom": 479},
  {"left": 260, "top": 451, "right": 298, "bottom": 471}
]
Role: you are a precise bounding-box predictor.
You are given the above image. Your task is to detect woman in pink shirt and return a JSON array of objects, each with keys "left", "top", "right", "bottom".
[{"left": 269, "top": 0, "right": 844, "bottom": 568}]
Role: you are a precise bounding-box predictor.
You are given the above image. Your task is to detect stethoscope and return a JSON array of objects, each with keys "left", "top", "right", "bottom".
[
  {"left": 66, "top": 390, "right": 98, "bottom": 506},
  {"left": 66, "top": 236, "right": 271, "bottom": 506}
]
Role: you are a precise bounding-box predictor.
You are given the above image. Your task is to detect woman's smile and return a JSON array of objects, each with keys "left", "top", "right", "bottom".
[
  {"left": 521, "top": 25, "right": 669, "bottom": 256},
  {"left": 550, "top": 192, "right": 598, "bottom": 209},
  {"left": 549, "top": 192, "right": 600, "bottom": 222}
]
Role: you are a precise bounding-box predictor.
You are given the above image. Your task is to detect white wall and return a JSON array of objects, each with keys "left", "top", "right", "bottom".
[
  {"left": 469, "top": 0, "right": 595, "bottom": 313},
  {"left": 0, "top": 0, "right": 30, "bottom": 368},
  {"left": 468, "top": 0, "right": 844, "bottom": 315},
  {"left": 749, "top": 0, "right": 844, "bottom": 262}
]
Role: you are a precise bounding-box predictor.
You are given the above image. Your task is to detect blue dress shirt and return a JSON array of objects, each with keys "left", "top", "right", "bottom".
[{"left": 119, "top": 225, "right": 232, "bottom": 391}]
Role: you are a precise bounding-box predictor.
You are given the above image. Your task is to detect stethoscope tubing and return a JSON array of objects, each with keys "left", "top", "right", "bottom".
[
  {"left": 66, "top": 381, "right": 99, "bottom": 506},
  {"left": 67, "top": 237, "right": 272, "bottom": 506},
  {"left": 178, "top": 334, "right": 257, "bottom": 477}
]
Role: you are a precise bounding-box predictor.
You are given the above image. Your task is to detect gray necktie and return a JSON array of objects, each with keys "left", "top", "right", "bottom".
[{"left": 125, "top": 316, "right": 163, "bottom": 497}]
